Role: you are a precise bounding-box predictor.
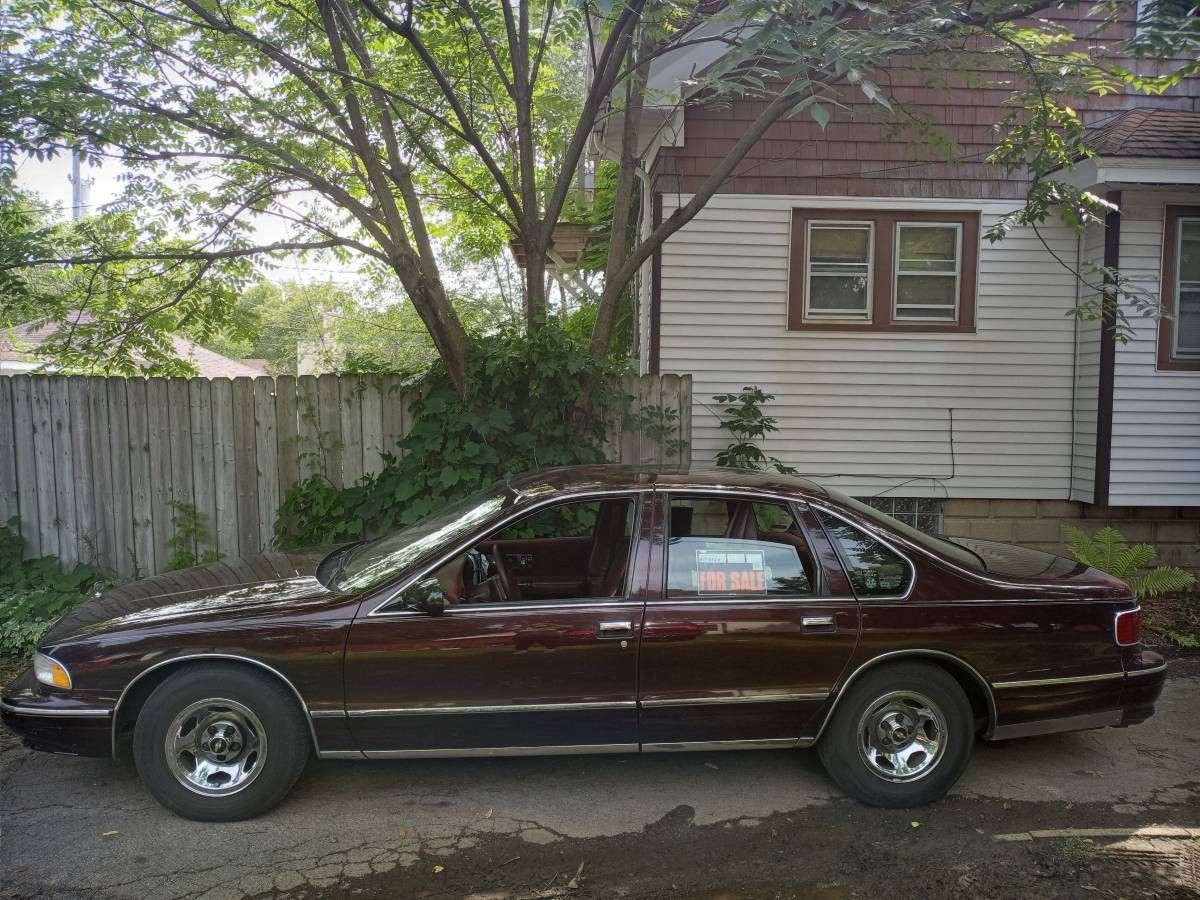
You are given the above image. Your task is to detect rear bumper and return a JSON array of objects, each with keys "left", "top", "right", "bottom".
[
  {"left": 1, "top": 668, "right": 114, "bottom": 757},
  {"left": 1118, "top": 650, "right": 1168, "bottom": 727}
]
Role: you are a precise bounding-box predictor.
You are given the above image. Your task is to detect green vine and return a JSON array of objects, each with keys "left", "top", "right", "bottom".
[{"left": 274, "top": 326, "right": 630, "bottom": 549}]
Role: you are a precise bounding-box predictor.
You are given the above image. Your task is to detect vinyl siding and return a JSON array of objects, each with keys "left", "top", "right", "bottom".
[
  {"left": 1109, "top": 190, "right": 1200, "bottom": 506},
  {"left": 657, "top": 194, "right": 1083, "bottom": 499},
  {"left": 1070, "top": 224, "right": 1105, "bottom": 503}
]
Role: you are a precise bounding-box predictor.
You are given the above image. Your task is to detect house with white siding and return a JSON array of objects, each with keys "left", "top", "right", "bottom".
[{"left": 605, "top": 6, "right": 1200, "bottom": 571}]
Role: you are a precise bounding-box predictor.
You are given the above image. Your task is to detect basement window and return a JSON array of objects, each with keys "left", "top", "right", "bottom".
[{"left": 858, "top": 496, "right": 945, "bottom": 535}]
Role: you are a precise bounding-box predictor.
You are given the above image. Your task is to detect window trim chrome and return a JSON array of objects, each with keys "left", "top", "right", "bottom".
[{"left": 368, "top": 488, "right": 650, "bottom": 618}]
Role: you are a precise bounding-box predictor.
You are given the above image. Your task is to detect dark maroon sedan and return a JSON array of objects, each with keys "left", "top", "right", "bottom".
[{"left": 2, "top": 466, "right": 1166, "bottom": 820}]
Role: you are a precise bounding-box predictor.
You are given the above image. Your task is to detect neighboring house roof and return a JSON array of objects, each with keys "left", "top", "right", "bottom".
[
  {"left": 1083, "top": 109, "right": 1200, "bottom": 159},
  {"left": 0, "top": 311, "right": 270, "bottom": 378}
]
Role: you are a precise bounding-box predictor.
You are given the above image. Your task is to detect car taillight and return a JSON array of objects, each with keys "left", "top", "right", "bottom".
[{"left": 1115, "top": 608, "right": 1142, "bottom": 647}]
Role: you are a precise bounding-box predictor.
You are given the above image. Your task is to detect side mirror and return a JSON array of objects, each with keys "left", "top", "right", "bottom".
[{"left": 402, "top": 577, "right": 447, "bottom": 617}]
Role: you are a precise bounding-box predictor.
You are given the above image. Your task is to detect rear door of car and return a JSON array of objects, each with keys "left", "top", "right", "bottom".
[
  {"left": 340, "top": 490, "right": 653, "bottom": 756},
  {"left": 636, "top": 490, "right": 860, "bottom": 747}
]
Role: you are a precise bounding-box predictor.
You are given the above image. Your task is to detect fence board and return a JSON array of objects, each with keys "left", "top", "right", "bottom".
[
  {"left": 10, "top": 377, "right": 39, "bottom": 552},
  {"left": 29, "top": 376, "right": 58, "bottom": 559},
  {"left": 274, "top": 375, "right": 299, "bottom": 499},
  {"left": 105, "top": 378, "right": 136, "bottom": 579},
  {"left": 296, "top": 375, "right": 321, "bottom": 481},
  {"left": 379, "top": 374, "right": 405, "bottom": 460},
  {"left": 146, "top": 378, "right": 173, "bottom": 571},
  {"left": 253, "top": 378, "right": 279, "bottom": 550},
  {"left": 231, "top": 377, "right": 260, "bottom": 558},
  {"left": 48, "top": 377, "right": 79, "bottom": 566},
  {"left": 0, "top": 378, "right": 16, "bottom": 526},
  {"left": 340, "top": 377, "right": 363, "bottom": 486},
  {"left": 66, "top": 378, "right": 95, "bottom": 567},
  {"left": 85, "top": 377, "right": 115, "bottom": 569},
  {"left": 210, "top": 378, "right": 239, "bottom": 561},
  {"left": 317, "top": 374, "right": 343, "bottom": 488},
  {"left": 125, "top": 378, "right": 155, "bottom": 575},
  {"left": 360, "top": 377, "right": 384, "bottom": 478},
  {"left": 5, "top": 372, "right": 690, "bottom": 575},
  {"left": 188, "top": 379, "right": 217, "bottom": 561}
]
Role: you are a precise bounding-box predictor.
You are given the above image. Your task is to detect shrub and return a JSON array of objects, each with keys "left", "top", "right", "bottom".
[
  {"left": 712, "top": 386, "right": 797, "bottom": 475},
  {"left": 0, "top": 519, "right": 111, "bottom": 659},
  {"left": 1064, "top": 526, "right": 1196, "bottom": 598}
]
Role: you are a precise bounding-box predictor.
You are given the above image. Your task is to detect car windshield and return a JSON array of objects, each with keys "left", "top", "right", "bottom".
[
  {"left": 825, "top": 489, "right": 987, "bottom": 572},
  {"left": 330, "top": 483, "right": 514, "bottom": 593}
]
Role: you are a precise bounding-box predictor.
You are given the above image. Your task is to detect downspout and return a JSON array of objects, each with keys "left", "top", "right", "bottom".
[
  {"left": 633, "top": 165, "right": 654, "bottom": 374},
  {"left": 1068, "top": 230, "right": 1082, "bottom": 500},
  {"left": 1094, "top": 190, "right": 1121, "bottom": 507}
]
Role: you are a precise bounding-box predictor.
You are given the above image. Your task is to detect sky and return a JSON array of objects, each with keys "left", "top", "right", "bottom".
[{"left": 16, "top": 151, "right": 362, "bottom": 284}]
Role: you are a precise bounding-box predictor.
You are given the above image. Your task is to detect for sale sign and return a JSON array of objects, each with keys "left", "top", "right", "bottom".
[{"left": 695, "top": 547, "right": 767, "bottom": 594}]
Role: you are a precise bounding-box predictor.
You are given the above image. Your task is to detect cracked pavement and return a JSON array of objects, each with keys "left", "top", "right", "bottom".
[{"left": 2, "top": 674, "right": 1198, "bottom": 900}]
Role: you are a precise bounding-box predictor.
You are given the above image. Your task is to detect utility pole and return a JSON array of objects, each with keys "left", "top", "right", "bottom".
[{"left": 69, "top": 151, "right": 93, "bottom": 219}]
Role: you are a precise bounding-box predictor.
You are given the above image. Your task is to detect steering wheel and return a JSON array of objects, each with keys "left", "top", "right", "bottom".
[{"left": 491, "top": 547, "right": 523, "bottom": 603}]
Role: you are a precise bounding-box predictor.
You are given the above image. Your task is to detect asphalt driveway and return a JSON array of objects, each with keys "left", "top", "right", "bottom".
[{"left": 2, "top": 670, "right": 1198, "bottom": 900}]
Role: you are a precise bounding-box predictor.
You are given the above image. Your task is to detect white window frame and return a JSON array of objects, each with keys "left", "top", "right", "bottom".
[
  {"left": 804, "top": 220, "right": 874, "bottom": 322},
  {"left": 1174, "top": 216, "right": 1200, "bottom": 359},
  {"left": 892, "top": 221, "right": 962, "bottom": 323}
]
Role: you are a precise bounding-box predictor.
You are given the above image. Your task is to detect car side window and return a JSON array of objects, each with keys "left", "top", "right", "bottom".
[
  {"left": 817, "top": 510, "right": 913, "bottom": 598},
  {"left": 443, "top": 497, "right": 636, "bottom": 606},
  {"left": 666, "top": 497, "right": 815, "bottom": 598}
]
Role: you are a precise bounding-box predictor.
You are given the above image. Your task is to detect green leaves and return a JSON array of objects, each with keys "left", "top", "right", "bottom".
[
  {"left": 0, "top": 517, "right": 111, "bottom": 658},
  {"left": 712, "top": 386, "right": 796, "bottom": 476},
  {"left": 1065, "top": 525, "right": 1196, "bottom": 599},
  {"left": 273, "top": 324, "right": 630, "bottom": 548}
]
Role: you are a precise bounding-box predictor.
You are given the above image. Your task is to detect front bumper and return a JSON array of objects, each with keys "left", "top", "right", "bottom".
[{"left": 1, "top": 667, "right": 114, "bottom": 757}]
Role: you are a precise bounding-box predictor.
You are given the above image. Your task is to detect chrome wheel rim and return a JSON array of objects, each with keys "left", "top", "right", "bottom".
[
  {"left": 857, "top": 690, "right": 946, "bottom": 783},
  {"left": 164, "top": 698, "right": 267, "bottom": 796}
]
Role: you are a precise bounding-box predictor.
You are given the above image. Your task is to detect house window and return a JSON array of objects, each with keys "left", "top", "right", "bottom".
[
  {"left": 859, "top": 497, "right": 944, "bottom": 535},
  {"left": 789, "top": 209, "right": 978, "bottom": 333},
  {"left": 805, "top": 222, "right": 874, "bottom": 320},
  {"left": 894, "top": 224, "right": 961, "bottom": 321},
  {"left": 1158, "top": 206, "right": 1200, "bottom": 371}
]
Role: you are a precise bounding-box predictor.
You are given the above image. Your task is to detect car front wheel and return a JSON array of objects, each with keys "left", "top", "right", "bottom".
[
  {"left": 132, "top": 663, "right": 311, "bottom": 821},
  {"left": 816, "top": 662, "right": 974, "bottom": 808}
]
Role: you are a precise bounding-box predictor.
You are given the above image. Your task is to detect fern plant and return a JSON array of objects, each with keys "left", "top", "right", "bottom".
[{"left": 1065, "top": 526, "right": 1196, "bottom": 598}]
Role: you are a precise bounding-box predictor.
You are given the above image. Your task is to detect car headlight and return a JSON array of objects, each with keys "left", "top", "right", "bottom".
[{"left": 33, "top": 653, "right": 72, "bottom": 689}]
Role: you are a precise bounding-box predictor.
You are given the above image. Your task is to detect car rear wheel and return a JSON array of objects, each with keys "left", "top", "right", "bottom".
[
  {"left": 133, "top": 664, "right": 310, "bottom": 821},
  {"left": 817, "top": 662, "right": 974, "bottom": 808}
]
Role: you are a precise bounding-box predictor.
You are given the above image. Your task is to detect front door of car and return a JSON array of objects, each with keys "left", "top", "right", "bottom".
[
  {"left": 342, "top": 492, "right": 650, "bottom": 755},
  {"left": 637, "top": 492, "right": 860, "bottom": 747}
]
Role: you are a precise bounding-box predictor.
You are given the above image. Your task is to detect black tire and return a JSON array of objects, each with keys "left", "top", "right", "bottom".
[
  {"left": 132, "top": 663, "right": 311, "bottom": 821},
  {"left": 817, "top": 662, "right": 974, "bottom": 808}
]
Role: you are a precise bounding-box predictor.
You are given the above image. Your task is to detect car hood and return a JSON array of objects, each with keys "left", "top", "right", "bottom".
[
  {"left": 42, "top": 551, "right": 341, "bottom": 643},
  {"left": 943, "top": 537, "right": 1131, "bottom": 593}
]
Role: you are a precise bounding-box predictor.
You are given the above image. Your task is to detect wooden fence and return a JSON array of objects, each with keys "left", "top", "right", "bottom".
[{"left": 0, "top": 373, "right": 691, "bottom": 577}]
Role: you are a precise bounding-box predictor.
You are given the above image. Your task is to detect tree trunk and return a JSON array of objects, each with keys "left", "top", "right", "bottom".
[
  {"left": 524, "top": 237, "right": 548, "bottom": 330},
  {"left": 589, "top": 31, "right": 649, "bottom": 360},
  {"left": 391, "top": 256, "right": 472, "bottom": 397}
]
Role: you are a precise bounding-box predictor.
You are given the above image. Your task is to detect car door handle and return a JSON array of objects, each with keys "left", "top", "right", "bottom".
[
  {"left": 801, "top": 615, "right": 836, "bottom": 633},
  {"left": 597, "top": 621, "right": 634, "bottom": 639}
]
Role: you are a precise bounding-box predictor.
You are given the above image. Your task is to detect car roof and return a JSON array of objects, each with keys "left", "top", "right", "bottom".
[{"left": 506, "top": 464, "right": 829, "bottom": 500}]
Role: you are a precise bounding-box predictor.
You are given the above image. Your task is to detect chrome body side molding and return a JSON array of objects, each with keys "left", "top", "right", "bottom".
[
  {"left": 642, "top": 738, "right": 802, "bottom": 752},
  {"left": 992, "top": 671, "right": 1125, "bottom": 689},
  {"left": 0, "top": 700, "right": 112, "bottom": 718},
  {"left": 639, "top": 692, "right": 829, "bottom": 708},
  {"left": 347, "top": 700, "right": 636, "bottom": 717},
  {"left": 361, "top": 743, "right": 638, "bottom": 759}
]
